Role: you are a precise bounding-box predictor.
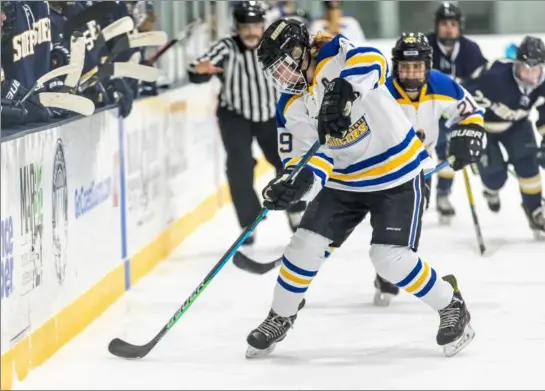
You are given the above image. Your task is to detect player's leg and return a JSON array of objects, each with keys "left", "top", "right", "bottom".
[
  {"left": 435, "top": 119, "right": 456, "bottom": 223},
  {"left": 503, "top": 121, "right": 544, "bottom": 234},
  {"left": 253, "top": 119, "right": 306, "bottom": 232},
  {"left": 477, "top": 132, "right": 507, "bottom": 212},
  {"left": 368, "top": 172, "right": 474, "bottom": 356},
  {"left": 217, "top": 108, "right": 260, "bottom": 244},
  {"left": 246, "top": 187, "right": 367, "bottom": 358}
]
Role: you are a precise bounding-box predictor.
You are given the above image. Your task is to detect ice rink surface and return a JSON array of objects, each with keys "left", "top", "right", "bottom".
[{"left": 13, "top": 171, "right": 545, "bottom": 390}]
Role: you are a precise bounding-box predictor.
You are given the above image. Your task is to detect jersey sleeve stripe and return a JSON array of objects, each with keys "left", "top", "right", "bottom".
[
  {"left": 283, "top": 155, "right": 334, "bottom": 187},
  {"left": 340, "top": 65, "right": 383, "bottom": 88}
]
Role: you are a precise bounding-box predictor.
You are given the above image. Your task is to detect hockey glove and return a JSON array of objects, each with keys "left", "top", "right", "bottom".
[
  {"left": 317, "top": 78, "right": 359, "bottom": 145},
  {"left": 262, "top": 166, "right": 314, "bottom": 211},
  {"left": 106, "top": 78, "right": 134, "bottom": 118},
  {"left": 537, "top": 137, "right": 545, "bottom": 169},
  {"left": 447, "top": 123, "right": 485, "bottom": 171},
  {"left": 50, "top": 43, "right": 71, "bottom": 69}
]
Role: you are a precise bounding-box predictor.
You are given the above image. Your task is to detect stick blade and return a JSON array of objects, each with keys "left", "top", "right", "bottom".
[
  {"left": 112, "top": 63, "right": 158, "bottom": 82},
  {"left": 108, "top": 338, "right": 152, "bottom": 359},
  {"left": 102, "top": 16, "right": 135, "bottom": 42},
  {"left": 129, "top": 31, "right": 168, "bottom": 48},
  {"left": 38, "top": 93, "right": 95, "bottom": 116},
  {"left": 232, "top": 251, "right": 280, "bottom": 275},
  {"left": 64, "top": 32, "right": 86, "bottom": 88}
]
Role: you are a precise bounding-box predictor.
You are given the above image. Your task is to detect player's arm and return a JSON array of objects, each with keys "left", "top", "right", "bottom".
[
  {"left": 263, "top": 94, "right": 334, "bottom": 210},
  {"left": 443, "top": 78, "right": 486, "bottom": 171},
  {"left": 187, "top": 38, "right": 230, "bottom": 83}
]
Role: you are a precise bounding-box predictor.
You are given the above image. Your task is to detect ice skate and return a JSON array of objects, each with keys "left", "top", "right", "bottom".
[
  {"left": 483, "top": 189, "right": 501, "bottom": 212},
  {"left": 522, "top": 204, "right": 545, "bottom": 239},
  {"left": 373, "top": 274, "right": 399, "bottom": 307},
  {"left": 436, "top": 193, "right": 455, "bottom": 224},
  {"left": 437, "top": 275, "right": 475, "bottom": 357},
  {"left": 246, "top": 309, "right": 296, "bottom": 358}
]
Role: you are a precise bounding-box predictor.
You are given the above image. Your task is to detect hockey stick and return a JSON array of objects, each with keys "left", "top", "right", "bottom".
[
  {"left": 233, "top": 159, "right": 454, "bottom": 275},
  {"left": 64, "top": 31, "right": 86, "bottom": 89},
  {"left": 63, "top": 1, "right": 118, "bottom": 39},
  {"left": 37, "top": 92, "right": 95, "bottom": 116},
  {"left": 95, "top": 17, "right": 135, "bottom": 54},
  {"left": 78, "top": 62, "right": 158, "bottom": 92},
  {"left": 105, "top": 31, "right": 168, "bottom": 63},
  {"left": 462, "top": 168, "right": 486, "bottom": 255},
  {"left": 107, "top": 140, "right": 322, "bottom": 359},
  {"left": 144, "top": 19, "right": 203, "bottom": 66},
  {"left": 17, "top": 64, "right": 81, "bottom": 104}
]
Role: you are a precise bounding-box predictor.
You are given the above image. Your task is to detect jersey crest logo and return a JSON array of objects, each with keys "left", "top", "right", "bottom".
[{"left": 327, "top": 115, "right": 370, "bottom": 149}]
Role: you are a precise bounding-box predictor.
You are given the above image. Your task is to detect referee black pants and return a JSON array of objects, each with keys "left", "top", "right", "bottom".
[{"left": 218, "top": 108, "right": 283, "bottom": 228}]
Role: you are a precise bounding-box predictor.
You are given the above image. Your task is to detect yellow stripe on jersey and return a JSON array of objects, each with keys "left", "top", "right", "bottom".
[
  {"left": 344, "top": 52, "right": 387, "bottom": 86},
  {"left": 285, "top": 155, "right": 334, "bottom": 178},
  {"left": 330, "top": 136, "right": 424, "bottom": 181},
  {"left": 283, "top": 94, "right": 301, "bottom": 117}
]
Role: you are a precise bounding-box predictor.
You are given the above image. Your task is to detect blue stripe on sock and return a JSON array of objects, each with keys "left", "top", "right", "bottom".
[
  {"left": 282, "top": 256, "right": 318, "bottom": 277},
  {"left": 395, "top": 258, "right": 423, "bottom": 288},
  {"left": 415, "top": 268, "right": 437, "bottom": 298},
  {"left": 277, "top": 276, "right": 308, "bottom": 293}
]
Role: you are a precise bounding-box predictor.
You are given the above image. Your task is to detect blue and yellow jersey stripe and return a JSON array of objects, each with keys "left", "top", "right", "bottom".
[
  {"left": 341, "top": 46, "right": 388, "bottom": 89},
  {"left": 329, "top": 129, "right": 428, "bottom": 188},
  {"left": 283, "top": 152, "right": 334, "bottom": 187}
]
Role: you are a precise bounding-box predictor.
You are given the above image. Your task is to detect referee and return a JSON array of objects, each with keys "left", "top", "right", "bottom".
[{"left": 188, "top": 1, "right": 305, "bottom": 244}]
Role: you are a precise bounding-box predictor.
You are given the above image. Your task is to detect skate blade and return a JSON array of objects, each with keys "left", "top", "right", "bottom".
[
  {"left": 443, "top": 323, "right": 475, "bottom": 357},
  {"left": 373, "top": 290, "right": 395, "bottom": 307},
  {"left": 245, "top": 343, "right": 277, "bottom": 359},
  {"left": 533, "top": 230, "right": 545, "bottom": 240}
]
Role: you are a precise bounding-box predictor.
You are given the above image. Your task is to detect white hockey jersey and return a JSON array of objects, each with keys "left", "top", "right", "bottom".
[
  {"left": 384, "top": 70, "right": 485, "bottom": 152},
  {"left": 276, "top": 34, "right": 432, "bottom": 196}
]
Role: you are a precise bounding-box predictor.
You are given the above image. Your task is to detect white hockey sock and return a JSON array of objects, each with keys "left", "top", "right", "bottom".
[
  {"left": 370, "top": 244, "right": 453, "bottom": 311},
  {"left": 272, "top": 229, "right": 331, "bottom": 317}
]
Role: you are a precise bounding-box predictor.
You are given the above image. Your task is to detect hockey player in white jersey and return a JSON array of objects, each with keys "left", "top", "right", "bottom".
[
  {"left": 246, "top": 19, "right": 483, "bottom": 359},
  {"left": 373, "top": 32, "right": 485, "bottom": 306}
]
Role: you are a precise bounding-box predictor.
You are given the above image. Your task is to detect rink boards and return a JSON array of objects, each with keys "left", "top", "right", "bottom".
[{"left": 1, "top": 32, "right": 544, "bottom": 390}]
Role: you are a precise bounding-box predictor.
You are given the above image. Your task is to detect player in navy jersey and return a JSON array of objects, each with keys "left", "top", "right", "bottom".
[
  {"left": 463, "top": 36, "right": 545, "bottom": 236},
  {"left": 1, "top": 1, "right": 40, "bottom": 89},
  {"left": 25, "top": 1, "right": 52, "bottom": 81},
  {"left": 426, "top": 2, "right": 488, "bottom": 223}
]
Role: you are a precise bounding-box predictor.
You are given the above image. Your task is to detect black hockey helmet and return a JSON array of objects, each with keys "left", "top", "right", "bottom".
[
  {"left": 434, "top": 2, "right": 463, "bottom": 46},
  {"left": 257, "top": 18, "right": 311, "bottom": 94},
  {"left": 516, "top": 36, "right": 545, "bottom": 67},
  {"left": 233, "top": 1, "right": 266, "bottom": 24},
  {"left": 392, "top": 32, "right": 433, "bottom": 92}
]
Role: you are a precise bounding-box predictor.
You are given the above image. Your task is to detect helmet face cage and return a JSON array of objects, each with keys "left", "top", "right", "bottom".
[
  {"left": 262, "top": 46, "right": 309, "bottom": 94},
  {"left": 258, "top": 19, "right": 311, "bottom": 94},
  {"left": 392, "top": 33, "right": 432, "bottom": 92},
  {"left": 514, "top": 36, "right": 545, "bottom": 86}
]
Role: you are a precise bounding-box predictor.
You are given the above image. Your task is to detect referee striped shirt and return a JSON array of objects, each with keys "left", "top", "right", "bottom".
[{"left": 188, "top": 35, "right": 277, "bottom": 123}]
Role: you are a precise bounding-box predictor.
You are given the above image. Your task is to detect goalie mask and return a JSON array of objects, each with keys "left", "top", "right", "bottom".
[{"left": 257, "top": 18, "right": 311, "bottom": 94}]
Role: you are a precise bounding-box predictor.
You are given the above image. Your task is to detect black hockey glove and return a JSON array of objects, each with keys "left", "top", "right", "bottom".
[
  {"left": 262, "top": 166, "right": 314, "bottom": 211},
  {"left": 537, "top": 137, "right": 545, "bottom": 169},
  {"left": 447, "top": 123, "right": 485, "bottom": 171},
  {"left": 317, "top": 78, "right": 359, "bottom": 145},
  {"left": 106, "top": 78, "right": 134, "bottom": 118},
  {"left": 1, "top": 79, "right": 51, "bottom": 125},
  {"left": 51, "top": 43, "right": 71, "bottom": 69}
]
